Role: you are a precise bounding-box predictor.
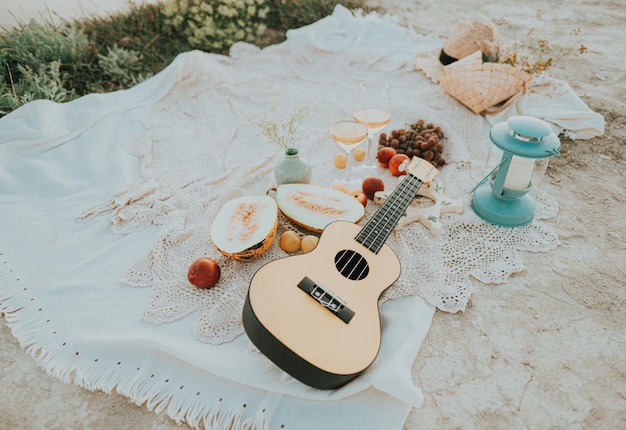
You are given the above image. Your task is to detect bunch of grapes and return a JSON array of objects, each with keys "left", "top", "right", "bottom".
[{"left": 379, "top": 119, "right": 446, "bottom": 167}]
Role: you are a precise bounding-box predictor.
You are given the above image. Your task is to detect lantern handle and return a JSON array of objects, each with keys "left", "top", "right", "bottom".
[{"left": 471, "top": 159, "right": 506, "bottom": 193}]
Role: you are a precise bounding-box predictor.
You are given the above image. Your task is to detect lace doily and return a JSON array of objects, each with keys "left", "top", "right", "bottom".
[{"left": 78, "top": 13, "right": 559, "bottom": 344}]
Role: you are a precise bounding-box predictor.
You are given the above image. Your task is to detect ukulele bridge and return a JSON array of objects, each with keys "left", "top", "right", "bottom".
[{"left": 297, "top": 276, "right": 355, "bottom": 324}]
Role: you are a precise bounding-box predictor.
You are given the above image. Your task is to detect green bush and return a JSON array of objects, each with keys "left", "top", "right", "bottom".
[
  {"left": 162, "top": 0, "right": 271, "bottom": 53},
  {"left": 0, "top": 20, "right": 89, "bottom": 114},
  {"left": 0, "top": 17, "right": 154, "bottom": 115},
  {"left": 98, "top": 45, "right": 152, "bottom": 86},
  {"left": 266, "top": 0, "right": 364, "bottom": 31}
]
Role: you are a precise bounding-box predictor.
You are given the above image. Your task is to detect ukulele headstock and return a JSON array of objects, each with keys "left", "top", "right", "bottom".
[{"left": 407, "top": 157, "right": 439, "bottom": 184}]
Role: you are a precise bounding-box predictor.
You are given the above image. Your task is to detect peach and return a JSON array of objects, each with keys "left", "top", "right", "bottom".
[{"left": 388, "top": 154, "right": 411, "bottom": 176}]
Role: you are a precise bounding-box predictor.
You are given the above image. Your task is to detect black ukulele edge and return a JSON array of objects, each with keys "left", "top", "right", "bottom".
[{"left": 242, "top": 289, "right": 363, "bottom": 390}]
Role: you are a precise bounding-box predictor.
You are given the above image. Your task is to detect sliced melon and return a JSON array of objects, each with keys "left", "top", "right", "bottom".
[
  {"left": 275, "top": 184, "right": 365, "bottom": 233},
  {"left": 210, "top": 195, "right": 278, "bottom": 261}
]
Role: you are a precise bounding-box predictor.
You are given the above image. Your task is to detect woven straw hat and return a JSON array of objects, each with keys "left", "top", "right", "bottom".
[
  {"left": 439, "top": 51, "right": 533, "bottom": 114},
  {"left": 443, "top": 18, "right": 500, "bottom": 63},
  {"left": 414, "top": 17, "right": 501, "bottom": 83}
]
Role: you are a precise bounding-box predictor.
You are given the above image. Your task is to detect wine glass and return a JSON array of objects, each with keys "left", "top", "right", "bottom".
[
  {"left": 353, "top": 81, "right": 391, "bottom": 171},
  {"left": 329, "top": 120, "right": 368, "bottom": 188}
]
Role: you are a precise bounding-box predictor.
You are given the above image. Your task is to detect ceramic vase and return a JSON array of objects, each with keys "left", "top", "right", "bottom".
[{"left": 274, "top": 149, "right": 312, "bottom": 185}]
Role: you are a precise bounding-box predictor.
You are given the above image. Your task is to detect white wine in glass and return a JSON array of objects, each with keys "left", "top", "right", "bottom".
[
  {"left": 329, "top": 120, "right": 368, "bottom": 187},
  {"left": 353, "top": 81, "right": 391, "bottom": 169}
]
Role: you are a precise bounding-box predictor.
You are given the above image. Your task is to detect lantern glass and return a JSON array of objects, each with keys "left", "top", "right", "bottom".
[
  {"left": 503, "top": 155, "right": 535, "bottom": 191},
  {"left": 486, "top": 144, "right": 549, "bottom": 191},
  {"left": 531, "top": 158, "right": 549, "bottom": 187}
]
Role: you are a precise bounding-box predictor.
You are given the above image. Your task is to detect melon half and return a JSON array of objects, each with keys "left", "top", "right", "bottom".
[
  {"left": 210, "top": 195, "right": 278, "bottom": 261},
  {"left": 275, "top": 184, "right": 365, "bottom": 233}
]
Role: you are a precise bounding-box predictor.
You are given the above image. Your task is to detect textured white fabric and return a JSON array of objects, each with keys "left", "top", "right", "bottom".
[
  {"left": 0, "top": 5, "right": 603, "bottom": 429},
  {"left": 483, "top": 74, "right": 605, "bottom": 139}
]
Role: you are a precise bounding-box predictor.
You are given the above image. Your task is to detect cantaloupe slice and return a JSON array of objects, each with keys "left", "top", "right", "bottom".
[
  {"left": 275, "top": 184, "right": 365, "bottom": 233},
  {"left": 210, "top": 195, "right": 278, "bottom": 261}
]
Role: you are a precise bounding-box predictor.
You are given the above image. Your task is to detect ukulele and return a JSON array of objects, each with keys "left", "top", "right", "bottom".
[{"left": 242, "top": 157, "right": 439, "bottom": 389}]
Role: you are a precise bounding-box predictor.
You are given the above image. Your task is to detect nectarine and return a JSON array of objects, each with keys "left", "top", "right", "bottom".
[
  {"left": 349, "top": 189, "right": 367, "bottom": 207},
  {"left": 362, "top": 177, "right": 385, "bottom": 200},
  {"left": 188, "top": 258, "right": 221, "bottom": 289},
  {"left": 377, "top": 147, "right": 396, "bottom": 168}
]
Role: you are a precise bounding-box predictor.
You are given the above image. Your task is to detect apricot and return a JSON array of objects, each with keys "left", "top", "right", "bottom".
[
  {"left": 301, "top": 235, "right": 319, "bottom": 253},
  {"left": 353, "top": 147, "right": 366, "bottom": 161},
  {"left": 333, "top": 153, "right": 347, "bottom": 169},
  {"left": 279, "top": 230, "right": 301, "bottom": 253},
  {"left": 187, "top": 258, "right": 221, "bottom": 289}
]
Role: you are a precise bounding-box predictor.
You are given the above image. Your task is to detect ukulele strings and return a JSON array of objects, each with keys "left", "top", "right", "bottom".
[
  {"left": 358, "top": 175, "right": 422, "bottom": 252},
  {"left": 330, "top": 174, "right": 423, "bottom": 300}
]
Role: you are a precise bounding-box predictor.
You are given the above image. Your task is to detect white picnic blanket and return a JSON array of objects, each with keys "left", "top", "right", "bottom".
[{"left": 0, "top": 5, "right": 603, "bottom": 429}]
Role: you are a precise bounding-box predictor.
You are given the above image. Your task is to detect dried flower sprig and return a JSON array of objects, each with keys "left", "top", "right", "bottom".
[
  {"left": 242, "top": 102, "right": 312, "bottom": 155},
  {"left": 494, "top": 11, "right": 588, "bottom": 75}
]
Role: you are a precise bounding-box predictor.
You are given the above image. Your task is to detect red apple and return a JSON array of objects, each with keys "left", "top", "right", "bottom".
[
  {"left": 187, "top": 258, "right": 221, "bottom": 289},
  {"left": 377, "top": 147, "right": 397, "bottom": 168},
  {"left": 388, "top": 154, "right": 411, "bottom": 176},
  {"left": 362, "top": 177, "right": 385, "bottom": 200},
  {"left": 349, "top": 189, "right": 367, "bottom": 207}
]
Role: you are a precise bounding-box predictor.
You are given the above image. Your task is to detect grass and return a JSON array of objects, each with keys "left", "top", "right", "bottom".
[{"left": 0, "top": 0, "right": 366, "bottom": 117}]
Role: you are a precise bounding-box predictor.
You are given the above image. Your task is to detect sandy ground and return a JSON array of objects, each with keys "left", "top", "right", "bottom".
[{"left": 1, "top": 0, "right": 625, "bottom": 429}]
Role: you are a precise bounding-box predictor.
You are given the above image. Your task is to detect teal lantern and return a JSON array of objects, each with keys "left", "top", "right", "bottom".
[{"left": 472, "top": 116, "right": 561, "bottom": 227}]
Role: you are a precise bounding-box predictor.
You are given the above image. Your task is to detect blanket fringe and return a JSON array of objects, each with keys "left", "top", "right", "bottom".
[{"left": 1, "top": 284, "right": 266, "bottom": 430}]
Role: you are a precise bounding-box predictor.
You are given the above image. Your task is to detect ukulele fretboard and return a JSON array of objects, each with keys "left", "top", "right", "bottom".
[{"left": 355, "top": 173, "right": 424, "bottom": 253}]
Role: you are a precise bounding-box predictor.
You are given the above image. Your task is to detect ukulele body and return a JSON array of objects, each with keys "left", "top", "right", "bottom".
[{"left": 242, "top": 220, "right": 401, "bottom": 389}]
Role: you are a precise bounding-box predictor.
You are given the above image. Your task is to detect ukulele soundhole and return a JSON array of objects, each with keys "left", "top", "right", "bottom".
[{"left": 334, "top": 250, "right": 369, "bottom": 281}]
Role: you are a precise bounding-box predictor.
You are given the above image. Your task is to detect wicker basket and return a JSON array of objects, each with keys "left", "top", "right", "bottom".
[{"left": 440, "top": 51, "right": 533, "bottom": 114}]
